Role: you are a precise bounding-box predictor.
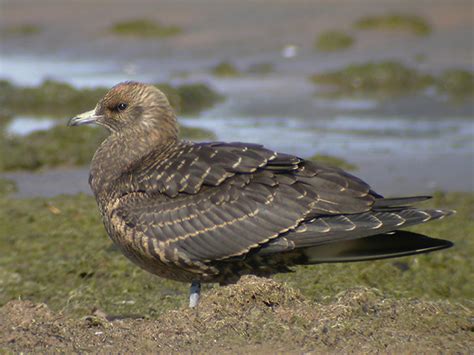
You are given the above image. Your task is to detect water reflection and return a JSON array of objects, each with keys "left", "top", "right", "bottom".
[{"left": 6, "top": 116, "right": 57, "bottom": 136}]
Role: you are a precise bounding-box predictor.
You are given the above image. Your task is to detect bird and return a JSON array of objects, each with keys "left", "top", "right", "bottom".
[{"left": 68, "top": 81, "right": 453, "bottom": 308}]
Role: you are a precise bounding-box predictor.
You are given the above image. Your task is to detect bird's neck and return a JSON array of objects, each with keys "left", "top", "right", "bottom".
[{"left": 89, "top": 124, "right": 178, "bottom": 199}]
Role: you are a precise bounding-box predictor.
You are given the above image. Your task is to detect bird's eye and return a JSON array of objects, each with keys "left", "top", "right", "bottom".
[{"left": 117, "top": 103, "right": 128, "bottom": 111}]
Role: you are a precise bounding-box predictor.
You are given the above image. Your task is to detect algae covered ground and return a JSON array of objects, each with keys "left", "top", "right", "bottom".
[
  {"left": 0, "top": 190, "right": 472, "bottom": 352},
  {"left": 210, "top": 61, "right": 275, "bottom": 77},
  {"left": 109, "top": 18, "right": 182, "bottom": 38},
  {"left": 0, "top": 124, "right": 215, "bottom": 172},
  {"left": 354, "top": 13, "right": 432, "bottom": 36},
  {"left": 315, "top": 31, "right": 354, "bottom": 52},
  {"left": 312, "top": 61, "right": 474, "bottom": 100}
]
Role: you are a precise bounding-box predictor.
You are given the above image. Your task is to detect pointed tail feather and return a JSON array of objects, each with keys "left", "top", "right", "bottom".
[
  {"left": 373, "top": 196, "right": 432, "bottom": 209},
  {"left": 302, "top": 231, "right": 453, "bottom": 264},
  {"left": 288, "top": 208, "right": 455, "bottom": 248}
]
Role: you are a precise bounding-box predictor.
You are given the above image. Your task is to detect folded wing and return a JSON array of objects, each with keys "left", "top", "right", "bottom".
[{"left": 113, "top": 142, "right": 378, "bottom": 264}]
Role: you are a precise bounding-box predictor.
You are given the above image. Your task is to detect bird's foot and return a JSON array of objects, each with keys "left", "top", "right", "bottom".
[{"left": 189, "top": 280, "right": 201, "bottom": 308}]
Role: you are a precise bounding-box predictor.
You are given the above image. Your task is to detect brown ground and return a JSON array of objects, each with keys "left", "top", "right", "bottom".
[{"left": 1, "top": 276, "right": 472, "bottom": 353}]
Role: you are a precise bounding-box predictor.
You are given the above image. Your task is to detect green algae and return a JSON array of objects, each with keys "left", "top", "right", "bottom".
[
  {"left": 0, "top": 193, "right": 187, "bottom": 317},
  {"left": 312, "top": 61, "right": 474, "bottom": 101},
  {"left": 211, "top": 61, "right": 241, "bottom": 77},
  {"left": 212, "top": 61, "right": 275, "bottom": 77},
  {"left": 437, "top": 69, "right": 474, "bottom": 100},
  {"left": 247, "top": 62, "right": 275, "bottom": 75},
  {"left": 1, "top": 24, "right": 42, "bottom": 36},
  {"left": 0, "top": 80, "right": 107, "bottom": 117},
  {"left": 0, "top": 124, "right": 215, "bottom": 172},
  {"left": 175, "top": 83, "right": 224, "bottom": 115},
  {"left": 311, "top": 61, "right": 434, "bottom": 98},
  {"left": 0, "top": 178, "right": 17, "bottom": 197},
  {"left": 0, "top": 192, "right": 471, "bottom": 320},
  {"left": 110, "top": 19, "right": 181, "bottom": 38},
  {"left": 0, "top": 125, "right": 108, "bottom": 171},
  {"left": 315, "top": 31, "right": 354, "bottom": 52},
  {"left": 355, "top": 13, "right": 432, "bottom": 36},
  {"left": 0, "top": 80, "right": 223, "bottom": 117},
  {"left": 308, "top": 154, "right": 357, "bottom": 171},
  {"left": 179, "top": 126, "right": 216, "bottom": 141}
]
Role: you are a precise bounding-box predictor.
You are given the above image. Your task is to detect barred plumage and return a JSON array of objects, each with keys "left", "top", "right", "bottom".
[{"left": 69, "top": 81, "right": 454, "bottom": 307}]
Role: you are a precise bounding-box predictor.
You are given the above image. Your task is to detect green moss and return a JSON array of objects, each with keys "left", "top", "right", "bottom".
[
  {"left": 0, "top": 80, "right": 107, "bottom": 117},
  {"left": 315, "top": 31, "right": 354, "bottom": 52},
  {"left": 0, "top": 193, "right": 186, "bottom": 317},
  {"left": 0, "top": 125, "right": 108, "bottom": 171},
  {"left": 180, "top": 126, "right": 216, "bottom": 141},
  {"left": 247, "top": 62, "right": 275, "bottom": 75},
  {"left": 2, "top": 24, "right": 41, "bottom": 36},
  {"left": 311, "top": 61, "right": 434, "bottom": 97},
  {"left": 355, "top": 13, "right": 431, "bottom": 36},
  {"left": 437, "top": 69, "right": 474, "bottom": 100},
  {"left": 414, "top": 53, "right": 427, "bottom": 63},
  {"left": 0, "top": 80, "right": 222, "bottom": 117},
  {"left": 0, "top": 123, "right": 216, "bottom": 171},
  {"left": 308, "top": 154, "right": 357, "bottom": 171},
  {"left": 0, "top": 192, "right": 471, "bottom": 321},
  {"left": 176, "top": 84, "right": 224, "bottom": 115},
  {"left": 0, "top": 112, "right": 12, "bottom": 129},
  {"left": 110, "top": 19, "right": 181, "bottom": 38},
  {"left": 211, "top": 61, "right": 241, "bottom": 77},
  {"left": 312, "top": 62, "right": 474, "bottom": 101},
  {"left": 0, "top": 178, "right": 17, "bottom": 197}
]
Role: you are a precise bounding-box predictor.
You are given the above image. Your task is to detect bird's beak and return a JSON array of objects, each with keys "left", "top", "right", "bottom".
[{"left": 68, "top": 109, "right": 102, "bottom": 127}]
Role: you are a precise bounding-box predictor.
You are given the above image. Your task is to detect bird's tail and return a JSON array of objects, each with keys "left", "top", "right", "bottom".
[{"left": 301, "top": 230, "right": 453, "bottom": 264}]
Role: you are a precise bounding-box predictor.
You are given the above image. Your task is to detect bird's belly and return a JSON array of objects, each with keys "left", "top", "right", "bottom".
[{"left": 99, "top": 207, "right": 205, "bottom": 283}]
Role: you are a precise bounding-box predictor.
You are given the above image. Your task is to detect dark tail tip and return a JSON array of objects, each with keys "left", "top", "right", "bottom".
[{"left": 303, "top": 231, "right": 453, "bottom": 264}]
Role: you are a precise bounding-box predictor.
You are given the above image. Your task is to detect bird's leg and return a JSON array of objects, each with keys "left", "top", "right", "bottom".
[{"left": 189, "top": 280, "right": 201, "bottom": 308}]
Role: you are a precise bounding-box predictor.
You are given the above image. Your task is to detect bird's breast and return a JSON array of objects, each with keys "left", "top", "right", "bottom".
[{"left": 96, "top": 198, "right": 211, "bottom": 283}]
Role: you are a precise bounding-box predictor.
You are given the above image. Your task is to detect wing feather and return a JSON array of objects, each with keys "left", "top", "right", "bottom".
[{"left": 113, "top": 142, "right": 378, "bottom": 264}]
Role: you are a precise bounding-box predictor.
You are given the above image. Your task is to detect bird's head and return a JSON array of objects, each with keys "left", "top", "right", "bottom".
[{"left": 68, "top": 81, "right": 178, "bottom": 139}]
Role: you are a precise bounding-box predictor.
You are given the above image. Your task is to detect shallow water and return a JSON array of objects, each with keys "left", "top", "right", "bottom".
[
  {"left": 180, "top": 114, "right": 474, "bottom": 158},
  {"left": 6, "top": 116, "right": 57, "bottom": 136},
  {"left": 5, "top": 107, "right": 473, "bottom": 196},
  {"left": 8, "top": 101, "right": 473, "bottom": 158}
]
